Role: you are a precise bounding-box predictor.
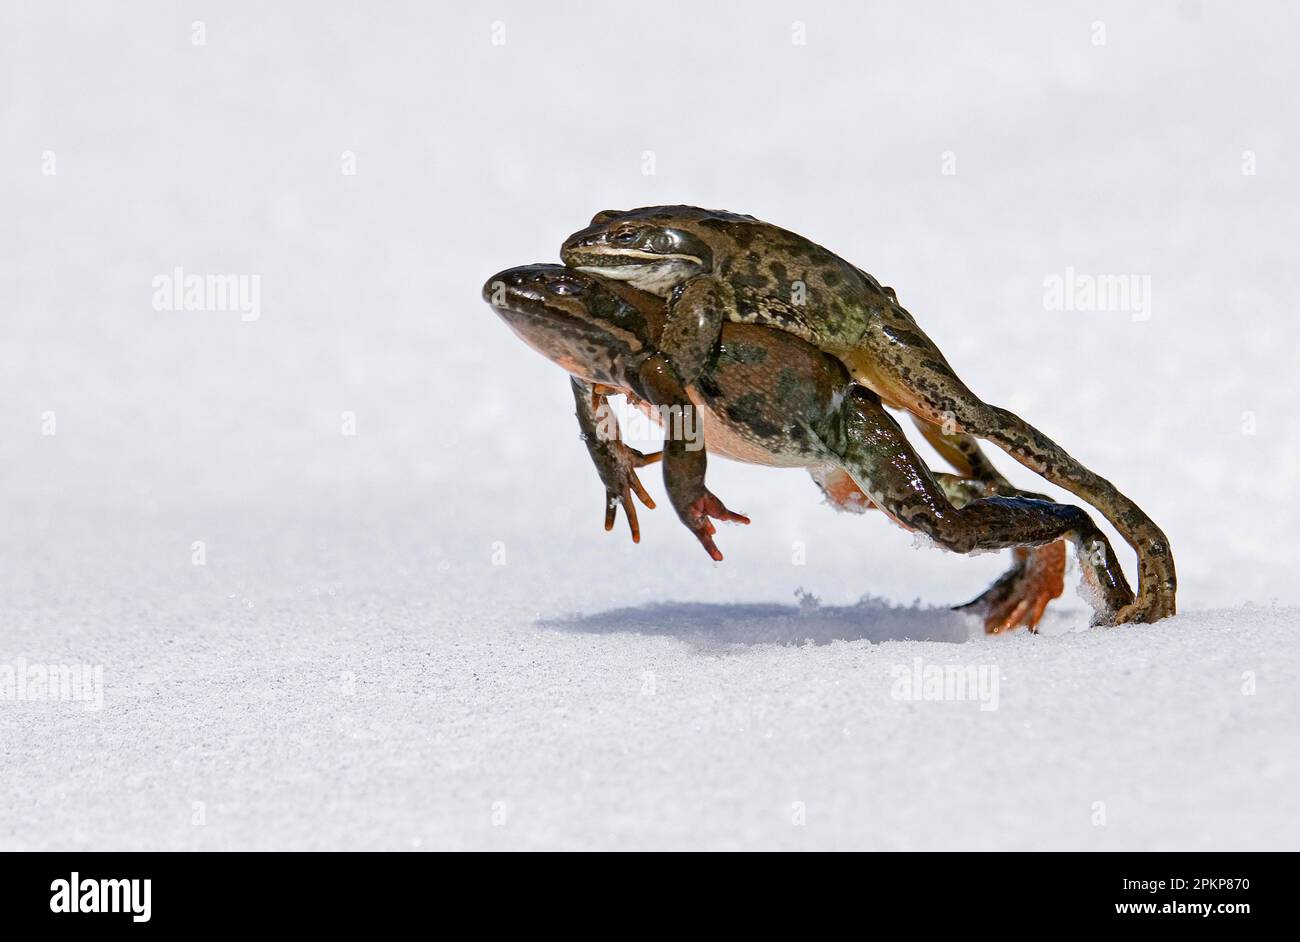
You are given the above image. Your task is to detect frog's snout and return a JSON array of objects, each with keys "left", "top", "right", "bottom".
[
  {"left": 486, "top": 264, "right": 594, "bottom": 307},
  {"left": 559, "top": 226, "right": 605, "bottom": 264},
  {"left": 483, "top": 266, "right": 548, "bottom": 308},
  {"left": 483, "top": 267, "right": 525, "bottom": 303},
  {"left": 561, "top": 228, "right": 597, "bottom": 251}
]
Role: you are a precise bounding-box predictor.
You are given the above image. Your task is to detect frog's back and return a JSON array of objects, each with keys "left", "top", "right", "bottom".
[
  {"left": 611, "top": 205, "right": 909, "bottom": 380},
  {"left": 709, "top": 214, "right": 892, "bottom": 356}
]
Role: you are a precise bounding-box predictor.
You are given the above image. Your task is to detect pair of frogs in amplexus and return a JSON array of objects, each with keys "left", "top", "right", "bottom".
[{"left": 483, "top": 206, "right": 1176, "bottom": 632}]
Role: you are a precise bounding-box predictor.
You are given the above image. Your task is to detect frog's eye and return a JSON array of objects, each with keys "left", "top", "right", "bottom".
[
  {"left": 548, "top": 278, "right": 584, "bottom": 296},
  {"left": 612, "top": 229, "right": 639, "bottom": 245}
]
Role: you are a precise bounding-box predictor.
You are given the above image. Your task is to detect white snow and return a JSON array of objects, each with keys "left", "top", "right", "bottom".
[{"left": 2, "top": 2, "right": 1298, "bottom": 850}]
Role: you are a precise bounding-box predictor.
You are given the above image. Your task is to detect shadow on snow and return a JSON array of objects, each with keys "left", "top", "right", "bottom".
[{"left": 539, "top": 596, "right": 988, "bottom": 648}]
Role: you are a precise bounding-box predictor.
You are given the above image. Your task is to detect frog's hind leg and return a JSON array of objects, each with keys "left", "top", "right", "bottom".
[
  {"left": 910, "top": 417, "right": 1010, "bottom": 487},
  {"left": 848, "top": 324, "right": 1175, "bottom": 624},
  {"left": 812, "top": 463, "right": 1067, "bottom": 632},
  {"left": 826, "top": 389, "right": 1134, "bottom": 624},
  {"left": 908, "top": 421, "right": 1067, "bottom": 633},
  {"left": 930, "top": 473, "right": 1067, "bottom": 633}
]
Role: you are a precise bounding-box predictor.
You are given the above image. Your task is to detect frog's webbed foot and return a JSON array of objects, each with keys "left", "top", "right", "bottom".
[
  {"left": 681, "top": 491, "right": 750, "bottom": 562},
  {"left": 955, "top": 544, "right": 1066, "bottom": 634}
]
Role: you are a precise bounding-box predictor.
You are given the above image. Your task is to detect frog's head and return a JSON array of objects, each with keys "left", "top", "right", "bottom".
[
  {"left": 560, "top": 206, "right": 716, "bottom": 297},
  {"left": 482, "top": 264, "right": 657, "bottom": 387}
]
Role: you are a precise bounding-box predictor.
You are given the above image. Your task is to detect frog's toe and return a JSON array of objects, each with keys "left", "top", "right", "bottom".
[
  {"left": 956, "top": 542, "right": 1066, "bottom": 634},
  {"left": 604, "top": 488, "right": 643, "bottom": 542},
  {"left": 602, "top": 453, "right": 659, "bottom": 543}
]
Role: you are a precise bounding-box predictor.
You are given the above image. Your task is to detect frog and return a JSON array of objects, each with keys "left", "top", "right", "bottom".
[
  {"left": 559, "top": 206, "right": 1176, "bottom": 625},
  {"left": 482, "top": 263, "right": 1135, "bottom": 630}
]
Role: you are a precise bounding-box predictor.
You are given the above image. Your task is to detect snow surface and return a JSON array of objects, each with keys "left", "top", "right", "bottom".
[{"left": 3, "top": 1, "right": 1299, "bottom": 850}]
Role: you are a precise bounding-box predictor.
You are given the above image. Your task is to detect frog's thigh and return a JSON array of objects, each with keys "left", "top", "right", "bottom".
[
  {"left": 811, "top": 468, "right": 1018, "bottom": 516},
  {"left": 850, "top": 319, "right": 986, "bottom": 429},
  {"left": 838, "top": 391, "right": 1116, "bottom": 558}
]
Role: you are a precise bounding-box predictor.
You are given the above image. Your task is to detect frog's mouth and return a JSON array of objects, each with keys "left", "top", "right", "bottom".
[
  {"left": 483, "top": 277, "right": 601, "bottom": 343},
  {"left": 571, "top": 254, "right": 704, "bottom": 298},
  {"left": 488, "top": 291, "right": 576, "bottom": 329},
  {"left": 489, "top": 296, "right": 640, "bottom": 388},
  {"left": 569, "top": 247, "right": 703, "bottom": 264}
]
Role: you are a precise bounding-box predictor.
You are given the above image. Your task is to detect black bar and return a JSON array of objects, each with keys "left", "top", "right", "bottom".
[{"left": 0, "top": 851, "right": 1287, "bottom": 930}]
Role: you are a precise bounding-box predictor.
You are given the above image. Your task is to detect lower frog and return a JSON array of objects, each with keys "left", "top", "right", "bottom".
[{"left": 483, "top": 264, "right": 1133, "bottom": 629}]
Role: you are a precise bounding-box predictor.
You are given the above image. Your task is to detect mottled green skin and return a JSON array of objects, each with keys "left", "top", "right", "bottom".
[
  {"left": 482, "top": 264, "right": 1135, "bottom": 624},
  {"left": 561, "top": 206, "right": 885, "bottom": 378},
  {"left": 560, "top": 206, "right": 1176, "bottom": 625}
]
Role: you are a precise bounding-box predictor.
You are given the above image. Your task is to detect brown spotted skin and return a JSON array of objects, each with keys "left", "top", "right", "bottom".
[
  {"left": 483, "top": 264, "right": 1134, "bottom": 628},
  {"left": 562, "top": 206, "right": 884, "bottom": 361},
  {"left": 483, "top": 264, "right": 746, "bottom": 561},
  {"left": 560, "top": 206, "right": 1176, "bottom": 625}
]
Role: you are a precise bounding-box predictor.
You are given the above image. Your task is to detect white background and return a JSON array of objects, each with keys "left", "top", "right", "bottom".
[{"left": 2, "top": 1, "right": 1297, "bottom": 849}]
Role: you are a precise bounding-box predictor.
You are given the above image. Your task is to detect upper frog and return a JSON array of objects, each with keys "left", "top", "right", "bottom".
[{"left": 560, "top": 205, "right": 892, "bottom": 368}]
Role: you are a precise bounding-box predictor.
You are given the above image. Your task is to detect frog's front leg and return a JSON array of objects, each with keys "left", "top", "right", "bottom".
[
  {"left": 832, "top": 389, "right": 1134, "bottom": 625},
  {"left": 633, "top": 355, "right": 749, "bottom": 560},
  {"left": 571, "top": 377, "right": 660, "bottom": 543},
  {"left": 660, "top": 276, "right": 733, "bottom": 384},
  {"left": 853, "top": 315, "right": 1175, "bottom": 624}
]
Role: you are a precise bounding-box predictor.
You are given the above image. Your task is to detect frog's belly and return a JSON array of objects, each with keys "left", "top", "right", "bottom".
[
  {"left": 694, "top": 401, "right": 809, "bottom": 467},
  {"left": 628, "top": 391, "right": 817, "bottom": 468}
]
